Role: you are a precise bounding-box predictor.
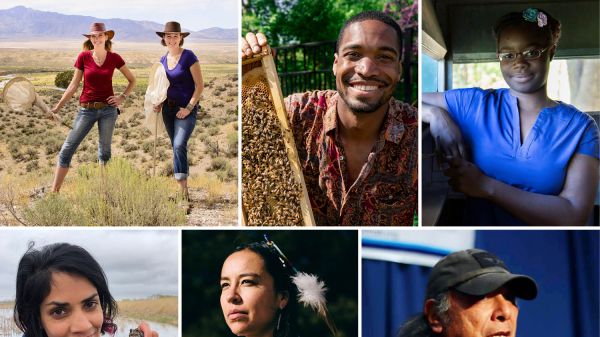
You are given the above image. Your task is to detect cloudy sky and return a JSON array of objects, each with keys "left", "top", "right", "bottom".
[
  {"left": 0, "top": 0, "right": 238, "bottom": 31},
  {"left": 0, "top": 229, "right": 179, "bottom": 301}
]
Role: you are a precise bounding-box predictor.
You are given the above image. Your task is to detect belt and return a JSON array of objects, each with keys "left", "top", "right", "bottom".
[
  {"left": 167, "top": 99, "right": 179, "bottom": 107},
  {"left": 80, "top": 102, "right": 109, "bottom": 109}
]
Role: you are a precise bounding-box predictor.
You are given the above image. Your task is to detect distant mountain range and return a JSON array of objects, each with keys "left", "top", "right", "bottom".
[{"left": 0, "top": 6, "right": 237, "bottom": 41}]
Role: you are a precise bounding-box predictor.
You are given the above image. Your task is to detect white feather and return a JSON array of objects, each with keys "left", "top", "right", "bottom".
[{"left": 292, "top": 272, "right": 327, "bottom": 316}]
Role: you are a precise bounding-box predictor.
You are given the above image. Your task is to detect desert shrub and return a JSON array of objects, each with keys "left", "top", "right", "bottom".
[
  {"left": 142, "top": 141, "right": 154, "bottom": 153},
  {"left": 207, "top": 157, "right": 227, "bottom": 172},
  {"left": 71, "top": 158, "right": 186, "bottom": 225},
  {"left": 25, "top": 160, "right": 39, "bottom": 172},
  {"left": 23, "top": 193, "right": 85, "bottom": 226},
  {"left": 161, "top": 161, "right": 174, "bottom": 176},
  {"left": 45, "top": 137, "right": 63, "bottom": 155},
  {"left": 226, "top": 131, "right": 237, "bottom": 157},
  {"left": 55, "top": 70, "right": 74, "bottom": 88},
  {"left": 123, "top": 143, "right": 139, "bottom": 152},
  {"left": 129, "top": 119, "right": 141, "bottom": 127},
  {"left": 197, "top": 133, "right": 208, "bottom": 142},
  {"left": 214, "top": 162, "right": 236, "bottom": 182},
  {"left": 204, "top": 139, "right": 220, "bottom": 157},
  {"left": 208, "top": 127, "right": 220, "bottom": 136},
  {"left": 25, "top": 148, "right": 38, "bottom": 161}
]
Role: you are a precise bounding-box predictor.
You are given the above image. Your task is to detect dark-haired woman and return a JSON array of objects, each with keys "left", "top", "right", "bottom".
[
  {"left": 154, "top": 21, "right": 204, "bottom": 202},
  {"left": 220, "top": 240, "right": 337, "bottom": 337},
  {"left": 51, "top": 23, "right": 136, "bottom": 193},
  {"left": 14, "top": 243, "right": 158, "bottom": 337},
  {"left": 423, "top": 8, "right": 599, "bottom": 226}
]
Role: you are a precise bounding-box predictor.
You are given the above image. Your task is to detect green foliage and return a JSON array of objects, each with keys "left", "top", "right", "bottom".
[
  {"left": 207, "top": 157, "right": 228, "bottom": 172},
  {"left": 24, "top": 158, "right": 185, "bottom": 226},
  {"left": 23, "top": 193, "right": 85, "bottom": 226},
  {"left": 54, "top": 70, "right": 74, "bottom": 89},
  {"left": 242, "top": 0, "right": 388, "bottom": 46},
  {"left": 225, "top": 131, "right": 238, "bottom": 157}
]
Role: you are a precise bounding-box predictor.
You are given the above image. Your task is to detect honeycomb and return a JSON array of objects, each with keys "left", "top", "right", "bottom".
[{"left": 242, "top": 66, "right": 304, "bottom": 225}]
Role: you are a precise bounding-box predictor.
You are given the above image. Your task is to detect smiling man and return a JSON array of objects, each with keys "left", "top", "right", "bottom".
[
  {"left": 242, "top": 11, "right": 417, "bottom": 226},
  {"left": 398, "top": 249, "right": 538, "bottom": 337}
]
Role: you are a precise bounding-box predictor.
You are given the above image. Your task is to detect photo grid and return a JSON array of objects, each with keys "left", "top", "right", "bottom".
[{"left": 0, "top": 1, "right": 598, "bottom": 337}]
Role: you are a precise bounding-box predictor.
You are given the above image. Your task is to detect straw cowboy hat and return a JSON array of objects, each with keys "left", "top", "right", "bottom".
[
  {"left": 156, "top": 21, "right": 191, "bottom": 38},
  {"left": 82, "top": 23, "right": 115, "bottom": 40}
]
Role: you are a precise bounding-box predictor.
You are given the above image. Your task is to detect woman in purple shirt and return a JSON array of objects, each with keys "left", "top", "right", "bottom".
[
  {"left": 155, "top": 22, "right": 204, "bottom": 204},
  {"left": 423, "top": 8, "right": 599, "bottom": 226}
]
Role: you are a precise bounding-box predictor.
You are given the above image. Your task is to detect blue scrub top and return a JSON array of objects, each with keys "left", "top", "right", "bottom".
[{"left": 444, "top": 88, "right": 599, "bottom": 225}]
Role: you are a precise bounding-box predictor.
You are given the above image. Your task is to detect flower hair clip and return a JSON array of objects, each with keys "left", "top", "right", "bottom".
[{"left": 522, "top": 8, "right": 547, "bottom": 27}]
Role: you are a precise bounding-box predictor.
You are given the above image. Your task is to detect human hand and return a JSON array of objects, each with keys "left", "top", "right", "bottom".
[
  {"left": 136, "top": 321, "right": 159, "bottom": 337},
  {"left": 241, "top": 32, "right": 268, "bottom": 59},
  {"left": 176, "top": 107, "right": 191, "bottom": 119},
  {"left": 153, "top": 103, "right": 163, "bottom": 113},
  {"left": 107, "top": 95, "right": 125, "bottom": 106},
  {"left": 428, "top": 106, "right": 466, "bottom": 162},
  {"left": 443, "top": 158, "right": 493, "bottom": 198}
]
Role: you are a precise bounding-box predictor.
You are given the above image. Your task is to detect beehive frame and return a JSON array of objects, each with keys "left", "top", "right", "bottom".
[{"left": 241, "top": 48, "right": 316, "bottom": 226}]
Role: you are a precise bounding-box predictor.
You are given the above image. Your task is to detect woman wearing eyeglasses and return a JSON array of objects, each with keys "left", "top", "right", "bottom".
[{"left": 422, "top": 8, "right": 599, "bottom": 226}]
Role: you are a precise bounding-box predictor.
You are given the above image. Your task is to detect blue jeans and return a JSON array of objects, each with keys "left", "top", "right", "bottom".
[
  {"left": 58, "top": 106, "right": 118, "bottom": 168},
  {"left": 162, "top": 104, "right": 197, "bottom": 180}
]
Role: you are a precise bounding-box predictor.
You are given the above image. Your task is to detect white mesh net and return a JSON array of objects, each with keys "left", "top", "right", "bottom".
[
  {"left": 2, "top": 77, "right": 36, "bottom": 112},
  {"left": 144, "top": 62, "right": 169, "bottom": 135}
]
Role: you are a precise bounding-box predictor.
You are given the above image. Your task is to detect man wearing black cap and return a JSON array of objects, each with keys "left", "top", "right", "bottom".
[{"left": 398, "top": 249, "right": 538, "bottom": 337}]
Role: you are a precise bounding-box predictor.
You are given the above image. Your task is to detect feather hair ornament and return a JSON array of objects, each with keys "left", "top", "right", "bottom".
[{"left": 264, "top": 235, "right": 339, "bottom": 336}]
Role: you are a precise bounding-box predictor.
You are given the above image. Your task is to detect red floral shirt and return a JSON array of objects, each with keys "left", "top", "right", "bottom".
[{"left": 285, "top": 90, "right": 417, "bottom": 226}]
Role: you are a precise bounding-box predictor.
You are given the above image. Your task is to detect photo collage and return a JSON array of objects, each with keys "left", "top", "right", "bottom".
[{"left": 0, "top": 0, "right": 598, "bottom": 337}]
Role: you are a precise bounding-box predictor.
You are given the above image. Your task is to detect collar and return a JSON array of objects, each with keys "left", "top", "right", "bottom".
[{"left": 324, "top": 92, "right": 405, "bottom": 144}]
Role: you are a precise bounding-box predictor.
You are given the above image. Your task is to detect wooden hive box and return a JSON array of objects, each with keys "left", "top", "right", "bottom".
[{"left": 241, "top": 48, "right": 315, "bottom": 226}]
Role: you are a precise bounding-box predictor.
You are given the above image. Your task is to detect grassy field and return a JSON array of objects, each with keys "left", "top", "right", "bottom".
[
  {"left": 118, "top": 296, "right": 178, "bottom": 326},
  {"left": 0, "top": 40, "right": 238, "bottom": 226}
]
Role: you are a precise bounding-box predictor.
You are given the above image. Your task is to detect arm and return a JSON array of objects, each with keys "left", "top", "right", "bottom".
[
  {"left": 422, "top": 92, "right": 466, "bottom": 159},
  {"left": 445, "top": 154, "right": 599, "bottom": 226},
  {"left": 107, "top": 65, "right": 136, "bottom": 106},
  {"left": 176, "top": 61, "right": 204, "bottom": 119},
  {"left": 51, "top": 68, "right": 83, "bottom": 114}
]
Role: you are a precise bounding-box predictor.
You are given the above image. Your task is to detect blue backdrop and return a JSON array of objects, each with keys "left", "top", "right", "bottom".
[{"left": 362, "top": 230, "right": 599, "bottom": 337}]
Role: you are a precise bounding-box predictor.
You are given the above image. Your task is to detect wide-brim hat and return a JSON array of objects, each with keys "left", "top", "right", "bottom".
[
  {"left": 156, "top": 21, "right": 190, "bottom": 38},
  {"left": 426, "top": 249, "right": 538, "bottom": 300},
  {"left": 82, "top": 22, "right": 115, "bottom": 40}
]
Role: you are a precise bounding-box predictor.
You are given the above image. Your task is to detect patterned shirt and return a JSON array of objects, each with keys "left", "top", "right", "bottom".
[{"left": 285, "top": 90, "right": 417, "bottom": 226}]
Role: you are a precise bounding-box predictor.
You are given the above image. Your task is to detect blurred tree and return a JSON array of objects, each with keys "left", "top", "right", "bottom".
[{"left": 242, "top": 0, "right": 388, "bottom": 46}]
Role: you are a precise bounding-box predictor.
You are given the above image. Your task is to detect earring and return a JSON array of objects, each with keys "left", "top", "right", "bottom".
[{"left": 276, "top": 310, "right": 282, "bottom": 331}]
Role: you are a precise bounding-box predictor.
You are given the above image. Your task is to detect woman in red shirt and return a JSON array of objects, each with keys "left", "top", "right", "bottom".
[{"left": 50, "top": 23, "right": 136, "bottom": 192}]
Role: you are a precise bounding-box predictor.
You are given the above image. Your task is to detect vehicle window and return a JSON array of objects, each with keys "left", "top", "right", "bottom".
[{"left": 452, "top": 58, "right": 600, "bottom": 111}]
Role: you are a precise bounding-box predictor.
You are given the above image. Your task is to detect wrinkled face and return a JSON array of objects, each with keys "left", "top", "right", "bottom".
[
  {"left": 40, "top": 272, "right": 104, "bottom": 337},
  {"left": 164, "top": 32, "right": 182, "bottom": 47},
  {"left": 498, "top": 24, "right": 554, "bottom": 94},
  {"left": 443, "top": 288, "right": 519, "bottom": 337},
  {"left": 220, "top": 250, "right": 287, "bottom": 337},
  {"left": 333, "top": 20, "right": 402, "bottom": 114},
  {"left": 89, "top": 32, "right": 107, "bottom": 48}
]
